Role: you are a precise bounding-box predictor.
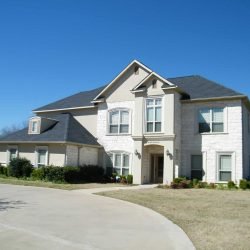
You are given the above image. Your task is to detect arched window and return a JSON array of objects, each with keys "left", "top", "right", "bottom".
[{"left": 108, "top": 109, "right": 130, "bottom": 134}]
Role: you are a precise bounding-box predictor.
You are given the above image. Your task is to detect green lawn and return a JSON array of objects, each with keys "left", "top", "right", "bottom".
[
  {"left": 99, "top": 188, "right": 250, "bottom": 250},
  {"left": 0, "top": 176, "right": 124, "bottom": 190}
]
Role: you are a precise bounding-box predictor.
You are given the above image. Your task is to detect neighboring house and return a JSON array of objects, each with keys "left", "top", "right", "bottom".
[{"left": 0, "top": 60, "right": 249, "bottom": 184}]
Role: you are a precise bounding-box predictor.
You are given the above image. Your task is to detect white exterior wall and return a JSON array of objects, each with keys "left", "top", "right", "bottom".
[
  {"left": 66, "top": 145, "right": 79, "bottom": 166},
  {"left": 79, "top": 146, "right": 99, "bottom": 166},
  {"left": 0, "top": 144, "right": 7, "bottom": 165},
  {"left": 97, "top": 101, "right": 135, "bottom": 173},
  {"left": 181, "top": 100, "right": 243, "bottom": 183}
]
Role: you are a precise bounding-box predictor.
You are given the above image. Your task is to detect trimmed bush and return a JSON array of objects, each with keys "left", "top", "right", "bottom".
[
  {"left": 31, "top": 168, "right": 46, "bottom": 180},
  {"left": 127, "top": 175, "right": 133, "bottom": 184},
  {"left": 63, "top": 166, "right": 80, "bottom": 183},
  {"left": 207, "top": 183, "right": 216, "bottom": 189},
  {"left": 239, "top": 179, "right": 248, "bottom": 190},
  {"left": 44, "top": 166, "right": 64, "bottom": 183},
  {"left": 79, "top": 165, "right": 104, "bottom": 182},
  {"left": 227, "top": 181, "right": 236, "bottom": 189},
  {"left": 0, "top": 166, "right": 8, "bottom": 176},
  {"left": 173, "top": 177, "right": 186, "bottom": 184},
  {"left": 8, "top": 158, "right": 33, "bottom": 178}
]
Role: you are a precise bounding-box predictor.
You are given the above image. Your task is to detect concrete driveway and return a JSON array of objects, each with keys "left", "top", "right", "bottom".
[{"left": 0, "top": 184, "right": 194, "bottom": 250}]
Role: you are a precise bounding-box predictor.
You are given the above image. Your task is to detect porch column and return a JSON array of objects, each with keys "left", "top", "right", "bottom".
[{"left": 163, "top": 141, "right": 174, "bottom": 184}]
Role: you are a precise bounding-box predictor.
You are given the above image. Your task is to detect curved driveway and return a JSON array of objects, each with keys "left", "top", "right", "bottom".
[{"left": 0, "top": 184, "right": 194, "bottom": 250}]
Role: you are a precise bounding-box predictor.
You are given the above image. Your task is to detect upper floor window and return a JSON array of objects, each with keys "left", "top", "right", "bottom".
[
  {"left": 29, "top": 118, "right": 40, "bottom": 134},
  {"left": 146, "top": 98, "right": 162, "bottom": 132},
  {"left": 32, "top": 121, "right": 38, "bottom": 133},
  {"left": 109, "top": 109, "right": 129, "bottom": 134},
  {"left": 198, "top": 108, "right": 224, "bottom": 133},
  {"left": 152, "top": 79, "right": 157, "bottom": 89}
]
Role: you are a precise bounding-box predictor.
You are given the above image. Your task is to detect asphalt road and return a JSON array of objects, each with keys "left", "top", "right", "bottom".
[{"left": 0, "top": 184, "right": 194, "bottom": 250}]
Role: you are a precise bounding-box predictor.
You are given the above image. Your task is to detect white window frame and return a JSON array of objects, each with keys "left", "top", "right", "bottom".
[
  {"left": 107, "top": 108, "right": 130, "bottom": 135},
  {"left": 35, "top": 146, "right": 48, "bottom": 168},
  {"left": 145, "top": 97, "right": 163, "bottom": 133},
  {"left": 29, "top": 118, "right": 41, "bottom": 134},
  {"left": 107, "top": 151, "right": 130, "bottom": 176},
  {"left": 7, "top": 145, "right": 18, "bottom": 164},
  {"left": 198, "top": 107, "right": 225, "bottom": 134},
  {"left": 216, "top": 152, "right": 235, "bottom": 183}
]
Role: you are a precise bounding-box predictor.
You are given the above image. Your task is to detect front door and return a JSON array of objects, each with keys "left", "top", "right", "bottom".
[{"left": 150, "top": 154, "right": 164, "bottom": 183}]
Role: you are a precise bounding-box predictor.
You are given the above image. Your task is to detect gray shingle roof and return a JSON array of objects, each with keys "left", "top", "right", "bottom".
[
  {"left": 166, "top": 75, "right": 243, "bottom": 99},
  {"left": 34, "top": 85, "right": 106, "bottom": 111},
  {"left": 0, "top": 113, "right": 100, "bottom": 146}
]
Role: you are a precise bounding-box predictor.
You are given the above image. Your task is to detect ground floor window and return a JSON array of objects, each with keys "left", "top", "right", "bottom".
[
  {"left": 191, "top": 155, "right": 203, "bottom": 180},
  {"left": 36, "top": 147, "right": 48, "bottom": 167},
  {"left": 107, "top": 152, "right": 130, "bottom": 175},
  {"left": 218, "top": 154, "right": 232, "bottom": 181},
  {"left": 7, "top": 146, "right": 18, "bottom": 162}
]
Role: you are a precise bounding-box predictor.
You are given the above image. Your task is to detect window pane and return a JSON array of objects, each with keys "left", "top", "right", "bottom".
[
  {"left": 146, "top": 99, "right": 154, "bottom": 106},
  {"left": 155, "top": 98, "right": 162, "bottom": 105},
  {"left": 147, "top": 122, "right": 153, "bottom": 132},
  {"left": 155, "top": 122, "right": 161, "bottom": 132},
  {"left": 220, "top": 155, "right": 231, "bottom": 171},
  {"left": 199, "top": 123, "right": 211, "bottom": 133},
  {"left": 106, "top": 154, "right": 113, "bottom": 168},
  {"left": 115, "top": 154, "right": 121, "bottom": 167},
  {"left": 110, "top": 111, "right": 119, "bottom": 124},
  {"left": 212, "top": 123, "right": 224, "bottom": 132},
  {"left": 147, "top": 107, "right": 154, "bottom": 121},
  {"left": 155, "top": 107, "right": 161, "bottom": 122},
  {"left": 191, "top": 170, "right": 203, "bottom": 180},
  {"left": 120, "top": 111, "right": 129, "bottom": 124},
  {"left": 38, "top": 150, "right": 46, "bottom": 164},
  {"left": 120, "top": 125, "right": 129, "bottom": 133},
  {"left": 122, "top": 168, "right": 129, "bottom": 176},
  {"left": 10, "top": 149, "right": 17, "bottom": 160},
  {"left": 32, "top": 121, "right": 38, "bottom": 132},
  {"left": 191, "top": 155, "right": 202, "bottom": 170},
  {"left": 110, "top": 125, "right": 118, "bottom": 133},
  {"left": 213, "top": 108, "right": 223, "bottom": 122},
  {"left": 123, "top": 154, "right": 129, "bottom": 167},
  {"left": 220, "top": 171, "right": 231, "bottom": 181},
  {"left": 199, "top": 109, "right": 210, "bottom": 123},
  {"left": 114, "top": 168, "right": 121, "bottom": 175}
]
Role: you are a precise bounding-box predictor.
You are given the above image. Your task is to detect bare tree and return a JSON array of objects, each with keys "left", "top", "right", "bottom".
[{"left": 0, "top": 121, "right": 27, "bottom": 138}]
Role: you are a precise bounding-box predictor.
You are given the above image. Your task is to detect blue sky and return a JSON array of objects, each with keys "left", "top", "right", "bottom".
[{"left": 0, "top": 0, "right": 250, "bottom": 130}]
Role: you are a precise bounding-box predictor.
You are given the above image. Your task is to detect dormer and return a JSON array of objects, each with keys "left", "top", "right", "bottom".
[{"left": 28, "top": 116, "right": 57, "bottom": 135}]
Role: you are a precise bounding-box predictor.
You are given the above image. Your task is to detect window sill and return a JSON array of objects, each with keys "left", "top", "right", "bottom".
[
  {"left": 198, "top": 132, "right": 228, "bottom": 135},
  {"left": 106, "top": 133, "right": 132, "bottom": 136}
]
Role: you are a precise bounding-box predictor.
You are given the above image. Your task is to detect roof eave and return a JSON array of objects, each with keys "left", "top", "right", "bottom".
[
  {"left": 33, "top": 105, "right": 96, "bottom": 113},
  {"left": 181, "top": 95, "right": 247, "bottom": 103}
]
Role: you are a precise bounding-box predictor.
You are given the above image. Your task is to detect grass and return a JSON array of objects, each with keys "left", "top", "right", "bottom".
[
  {"left": 99, "top": 188, "right": 250, "bottom": 250},
  {"left": 0, "top": 176, "right": 124, "bottom": 190}
]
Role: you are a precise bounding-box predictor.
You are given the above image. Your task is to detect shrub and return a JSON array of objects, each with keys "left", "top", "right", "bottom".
[
  {"left": 216, "top": 183, "right": 226, "bottom": 190},
  {"left": 227, "top": 181, "right": 236, "bottom": 189},
  {"left": 31, "top": 168, "right": 46, "bottom": 180},
  {"left": 45, "top": 166, "right": 64, "bottom": 183},
  {"left": 239, "top": 179, "right": 248, "bottom": 190},
  {"left": 207, "top": 183, "right": 216, "bottom": 189},
  {"left": 170, "top": 182, "right": 179, "bottom": 189},
  {"left": 0, "top": 166, "right": 8, "bottom": 176},
  {"left": 79, "top": 165, "right": 104, "bottom": 182},
  {"left": 194, "top": 181, "right": 208, "bottom": 189},
  {"left": 173, "top": 177, "right": 186, "bottom": 184},
  {"left": 8, "top": 158, "right": 33, "bottom": 178},
  {"left": 63, "top": 166, "right": 80, "bottom": 183},
  {"left": 192, "top": 179, "right": 199, "bottom": 186},
  {"left": 127, "top": 175, "right": 133, "bottom": 184}
]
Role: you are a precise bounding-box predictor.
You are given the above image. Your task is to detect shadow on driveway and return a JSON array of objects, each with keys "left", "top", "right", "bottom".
[{"left": 0, "top": 199, "right": 26, "bottom": 211}]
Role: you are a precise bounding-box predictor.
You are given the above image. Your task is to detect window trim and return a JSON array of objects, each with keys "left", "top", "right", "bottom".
[
  {"left": 198, "top": 107, "right": 225, "bottom": 134},
  {"left": 29, "top": 118, "right": 41, "bottom": 134},
  {"left": 107, "top": 151, "right": 130, "bottom": 175},
  {"left": 216, "top": 152, "right": 235, "bottom": 183},
  {"left": 35, "top": 146, "right": 48, "bottom": 168},
  {"left": 145, "top": 97, "right": 163, "bottom": 134},
  {"left": 7, "top": 145, "right": 18, "bottom": 164},
  {"left": 107, "top": 108, "right": 131, "bottom": 135}
]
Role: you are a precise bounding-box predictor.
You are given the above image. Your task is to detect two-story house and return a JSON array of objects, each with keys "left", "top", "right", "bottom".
[{"left": 0, "top": 60, "right": 249, "bottom": 184}]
